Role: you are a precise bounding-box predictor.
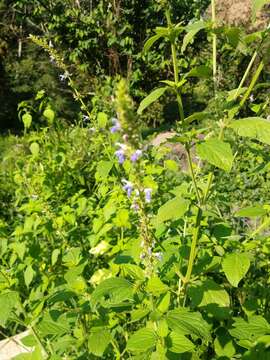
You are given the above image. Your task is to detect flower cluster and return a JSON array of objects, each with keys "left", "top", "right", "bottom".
[
  {"left": 121, "top": 179, "right": 152, "bottom": 205},
  {"left": 140, "top": 240, "right": 163, "bottom": 263}
]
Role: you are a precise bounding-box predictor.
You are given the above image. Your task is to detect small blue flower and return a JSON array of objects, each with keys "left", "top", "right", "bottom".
[
  {"left": 144, "top": 188, "right": 153, "bottom": 203},
  {"left": 130, "top": 149, "right": 142, "bottom": 162},
  {"left": 110, "top": 118, "right": 121, "bottom": 133},
  {"left": 122, "top": 180, "right": 133, "bottom": 198},
  {"left": 115, "top": 149, "right": 125, "bottom": 164}
]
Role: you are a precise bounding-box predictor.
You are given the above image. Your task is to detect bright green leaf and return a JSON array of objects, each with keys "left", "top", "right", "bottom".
[
  {"left": 24, "top": 265, "right": 34, "bottom": 288},
  {"left": 181, "top": 20, "right": 206, "bottom": 53},
  {"left": 222, "top": 253, "right": 250, "bottom": 287},
  {"left": 235, "top": 206, "right": 267, "bottom": 218},
  {"left": 230, "top": 117, "right": 270, "bottom": 145},
  {"left": 137, "top": 87, "right": 167, "bottom": 115},
  {"left": 154, "top": 197, "right": 189, "bottom": 225},
  {"left": 88, "top": 328, "right": 111, "bottom": 357},
  {"left": 126, "top": 328, "right": 157, "bottom": 352},
  {"left": 167, "top": 331, "right": 195, "bottom": 353},
  {"left": 196, "top": 138, "right": 234, "bottom": 172}
]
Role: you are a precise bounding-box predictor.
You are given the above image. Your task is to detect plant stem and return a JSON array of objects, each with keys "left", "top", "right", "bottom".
[
  {"left": 211, "top": 0, "right": 217, "bottom": 95},
  {"left": 165, "top": 9, "right": 185, "bottom": 123},
  {"left": 239, "top": 60, "right": 264, "bottom": 108},
  {"left": 186, "top": 145, "right": 201, "bottom": 204},
  {"left": 233, "top": 51, "right": 258, "bottom": 101},
  {"left": 184, "top": 206, "right": 202, "bottom": 285}
]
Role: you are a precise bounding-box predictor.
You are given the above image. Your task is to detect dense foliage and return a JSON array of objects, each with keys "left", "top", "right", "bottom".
[{"left": 1, "top": 0, "right": 270, "bottom": 359}]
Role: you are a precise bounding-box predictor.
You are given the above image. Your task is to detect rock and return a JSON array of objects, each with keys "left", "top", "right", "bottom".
[
  {"left": 0, "top": 330, "right": 33, "bottom": 360},
  {"left": 205, "top": 0, "right": 270, "bottom": 32}
]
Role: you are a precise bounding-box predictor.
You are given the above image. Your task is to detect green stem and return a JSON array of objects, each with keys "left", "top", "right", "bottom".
[
  {"left": 186, "top": 145, "right": 201, "bottom": 204},
  {"left": 166, "top": 9, "right": 185, "bottom": 123},
  {"left": 211, "top": 0, "right": 217, "bottom": 95},
  {"left": 233, "top": 51, "right": 258, "bottom": 101},
  {"left": 239, "top": 60, "right": 264, "bottom": 108},
  {"left": 184, "top": 207, "right": 202, "bottom": 285}
]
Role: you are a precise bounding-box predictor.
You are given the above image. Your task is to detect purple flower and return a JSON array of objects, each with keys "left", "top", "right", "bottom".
[
  {"left": 144, "top": 188, "right": 153, "bottom": 203},
  {"left": 130, "top": 149, "right": 142, "bottom": 162},
  {"left": 110, "top": 118, "right": 121, "bottom": 133},
  {"left": 131, "top": 202, "right": 139, "bottom": 211},
  {"left": 122, "top": 179, "right": 133, "bottom": 197},
  {"left": 115, "top": 149, "right": 125, "bottom": 164}
]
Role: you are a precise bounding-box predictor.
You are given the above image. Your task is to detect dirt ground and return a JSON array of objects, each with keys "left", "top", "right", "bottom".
[{"left": 205, "top": 0, "right": 270, "bottom": 31}]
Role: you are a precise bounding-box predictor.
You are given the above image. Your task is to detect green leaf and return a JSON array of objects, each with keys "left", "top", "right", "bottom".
[
  {"left": 157, "top": 293, "right": 171, "bottom": 313},
  {"left": 187, "top": 65, "right": 212, "bottom": 78},
  {"left": 91, "top": 277, "right": 133, "bottom": 307},
  {"left": 126, "top": 328, "right": 157, "bottom": 352},
  {"left": 252, "top": 0, "right": 270, "bottom": 21},
  {"left": 196, "top": 138, "right": 234, "bottom": 172},
  {"left": 137, "top": 87, "right": 167, "bottom": 115},
  {"left": 43, "top": 107, "right": 55, "bottom": 124},
  {"left": 24, "top": 265, "right": 34, "bottom": 288},
  {"left": 146, "top": 277, "right": 168, "bottom": 295},
  {"left": 229, "top": 316, "right": 270, "bottom": 340},
  {"left": 214, "top": 328, "right": 236, "bottom": 358},
  {"left": 154, "top": 197, "right": 189, "bottom": 225},
  {"left": 88, "top": 328, "right": 111, "bottom": 357},
  {"left": 189, "top": 279, "right": 230, "bottom": 319},
  {"left": 121, "top": 264, "right": 145, "bottom": 280},
  {"left": 230, "top": 117, "right": 270, "bottom": 145},
  {"left": 95, "top": 160, "right": 113, "bottom": 180},
  {"left": 22, "top": 113, "right": 32, "bottom": 129},
  {"left": 51, "top": 249, "right": 61, "bottom": 266},
  {"left": 30, "top": 142, "right": 39, "bottom": 157},
  {"left": 0, "top": 291, "right": 20, "bottom": 326},
  {"left": 222, "top": 253, "right": 250, "bottom": 287},
  {"left": 166, "top": 308, "right": 211, "bottom": 340},
  {"left": 181, "top": 20, "right": 206, "bottom": 53},
  {"left": 167, "top": 331, "right": 195, "bottom": 353},
  {"left": 38, "top": 312, "right": 70, "bottom": 337},
  {"left": 143, "top": 34, "right": 163, "bottom": 53},
  {"left": 12, "top": 345, "right": 43, "bottom": 360},
  {"left": 62, "top": 247, "right": 82, "bottom": 268},
  {"left": 235, "top": 206, "right": 267, "bottom": 218},
  {"left": 97, "top": 112, "right": 108, "bottom": 128}
]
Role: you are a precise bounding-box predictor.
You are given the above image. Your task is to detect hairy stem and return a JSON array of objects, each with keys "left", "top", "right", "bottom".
[{"left": 240, "top": 60, "right": 264, "bottom": 108}]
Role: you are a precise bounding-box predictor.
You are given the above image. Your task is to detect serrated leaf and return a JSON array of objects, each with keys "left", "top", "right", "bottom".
[
  {"left": 229, "top": 316, "right": 270, "bottom": 340},
  {"left": 167, "top": 332, "right": 195, "bottom": 353},
  {"left": 167, "top": 308, "right": 211, "bottom": 340},
  {"left": 91, "top": 277, "right": 133, "bottom": 307},
  {"left": 88, "top": 328, "right": 111, "bottom": 357},
  {"left": 137, "top": 87, "right": 167, "bottom": 115},
  {"left": 230, "top": 117, "right": 270, "bottom": 145},
  {"left": 126, "top": 328, "right": 157, "bottom": 352},
  {"left": 189, "top": 279, "right": 230, "bottom": 319},
  {"left": 196, "top": 138, "right": 234, "bottom": 172},
  {"left": 181, "top": 20, "right": 206, "bottom": 53},
  {"left": 154, "top": 197, "right": 189, "bottom": 225},
  {"left": 235, "top": 206, "right": 267, "bottom": 217},
  {"left": 222, "top": 253, "right": 250, "bottom": 287}
]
